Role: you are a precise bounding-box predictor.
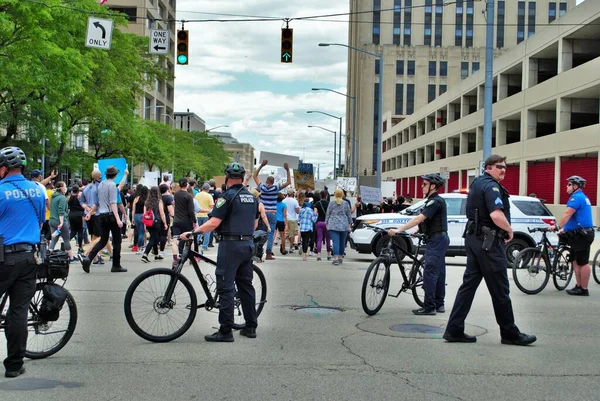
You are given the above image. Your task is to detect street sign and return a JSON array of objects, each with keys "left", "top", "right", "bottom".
[
  {"left": 439, "top": 167, "right": 450, "bottom": 179},
  {"left": 85, "top": 17, "right": 113, "bottom": 50},
  {"left": 478, "top": 160, "right": 486, "bottom": 176},
  {"left": 149, "top": 29, "right": 170, "bottom": 55}
]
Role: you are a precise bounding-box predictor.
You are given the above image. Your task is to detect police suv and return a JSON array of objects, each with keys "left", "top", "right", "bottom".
[{"left": 349, "top": 193, "right": 557, "bottom": 263}]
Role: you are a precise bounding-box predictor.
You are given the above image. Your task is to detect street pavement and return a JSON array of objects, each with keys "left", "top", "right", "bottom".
[{"left": 1, "top": 243, "right": 600, "bottom": 401}]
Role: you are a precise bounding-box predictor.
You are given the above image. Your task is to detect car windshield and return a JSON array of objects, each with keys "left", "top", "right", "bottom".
[
  {"left": 511, "top": 200, "right": 553, "bottom": 216},
  {"left": 400, "top": 199, "right": 426, "bottom": 215}
]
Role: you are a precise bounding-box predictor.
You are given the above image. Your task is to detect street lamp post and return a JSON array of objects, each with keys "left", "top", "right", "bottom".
[
  {"left": 308, "top": 125, "right": 337, "bottom": 179},
  {"left": 312, "top": 88, "right": 357, "bottom": 178},
  {"left": 319, "top": 43, "right": 383, "bottom": 189},
  {"left": 307, "top": 111, "right": 342, "bottom": 177},
  {"left": 192, "top": 125, "right": 229, "bottom": 145}
]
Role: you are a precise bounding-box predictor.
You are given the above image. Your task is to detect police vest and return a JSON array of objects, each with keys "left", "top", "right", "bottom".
[
  {"left": 418, "top": 194, "right": 447, "bottom": 235},
  {"left": 217, "top": 185, "right": 257, "bottom": 236},
  {"left": 466, "top": 173, "right": 511, "bottom": 230}
]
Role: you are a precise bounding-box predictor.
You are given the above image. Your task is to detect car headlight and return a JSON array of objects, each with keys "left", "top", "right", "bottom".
[{"left": 363, "top": 220, "right": 381, "bottom": 226}]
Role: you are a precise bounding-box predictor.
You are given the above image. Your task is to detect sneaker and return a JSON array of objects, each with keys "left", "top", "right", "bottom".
[
  {"left": 80, "top": 255, "right": 91, "bottom": 273},
  {"left": 111, "top": 266, "right": 128, "bottom": 273},
  {"left": 412, "top": 307, "right": 436, "bottom": 316},
  {"left": 309, "top": 251, "right": 316, "bottom": 257},
  {"left": 204, "top": 330, "right": 234, "bottom": 342},
  {"left": 154, "top": 254, "right": 164, "bottom": 261},
  {"left": 288, "top": 248, "right": 295, "bottom": 254},
  {"left": 131, "top": 245, "right": 138, "bottom": 252},
  {"left": 266, "top": 253, "right": 275, "bottom": 261},
  {"left": 141, "top": 255, "right": 150, "bottom": 263},
  {"left": 327, "top": 256, "right": 332, "bottom": 261},
  {"left": 102, "top": 250, "right": 110, "bottom": 256},
  {"left": 332, "top": 260, "right": 340, "bottom": 266},
  {"left": 78, "top": 248, "right": 85, "bottom": 255},
  {"left": 566, "top": 286, "right": 589, "bottom": 296},
  {"left": 436, "top": 306, "right": 446, "bottom": 313},
  {"left": 240, "top": 327, "right": 257, "bottom": 338},
  {"left": 93, "top": 256, "right": 104, "bottom": 265},
  {"left": 317, "top": 257, "right": 322, "bottom": 261},
  {"left": 208, "top": 244, "right": 215, "bottom": 248},
  {"left": 69, "top": 257, "right": 79, "bottom": 263},
  {"left": 5, "top": 366, "right": 25, "bottom": 378}
]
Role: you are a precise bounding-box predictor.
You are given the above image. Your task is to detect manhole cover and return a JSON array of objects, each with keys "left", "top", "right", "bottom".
[
  {"left": 389, "top": 324, "right": 444, "bottom": 334},
  {"left": 295, "top": 307, "right": 343, "bottom": 314}
]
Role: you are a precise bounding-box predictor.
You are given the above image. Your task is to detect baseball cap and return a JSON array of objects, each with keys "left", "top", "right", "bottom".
[
  {"left": 202, "top": 183, "right": 210, "bottom": 190},
  {"left": 30, "top": 169, "right": 42, "bottom": 178}
]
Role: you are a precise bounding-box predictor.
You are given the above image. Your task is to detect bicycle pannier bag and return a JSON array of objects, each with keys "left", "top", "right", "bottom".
[
  {"left": 38, "top": 284, "right": 68, "bottom": 322},
  {"left": 45, "top": 251, "right": 70, "bottom": 279}
]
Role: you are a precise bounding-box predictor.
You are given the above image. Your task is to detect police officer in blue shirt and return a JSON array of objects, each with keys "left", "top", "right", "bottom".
[
  {"left": 182, "top": 163, "right": 259, "bottom": 342},
  {"left": 444, "top": 155, "right": 536, "bottom": 346},
  {"left": 0, "top": 147, "right": 46, "bottom": 378},
  {"left": 388, "top": 173, "right": 449, "bottom": 315},
  {"left": 550, "top": 176, "right": 595, "bottom": 296}
]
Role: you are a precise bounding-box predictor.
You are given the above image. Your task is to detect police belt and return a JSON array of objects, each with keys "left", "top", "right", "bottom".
[
  {"left": 219, "top": 234, "right": 253, "bottom": 241},
  {"left": 5, "top": 243, "right": 35, "bottom": 254}
]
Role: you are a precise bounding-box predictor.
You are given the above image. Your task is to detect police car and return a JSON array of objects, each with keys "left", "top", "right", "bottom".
[{"left": 349, "top": 193, "right": 557, "bottom": 263}]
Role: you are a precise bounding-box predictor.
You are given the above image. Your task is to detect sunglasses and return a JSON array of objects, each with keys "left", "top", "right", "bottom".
[
  {"left": 421, "top": 183, "right": 430, "bottom": 187},
  {"left": 495, "top": 165, "right": 507, "bottom": 170}
]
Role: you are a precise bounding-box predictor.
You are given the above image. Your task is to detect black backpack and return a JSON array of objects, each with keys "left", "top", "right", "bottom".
[{"left": 38, "top": 284, "right": 68, "bottom": 322}]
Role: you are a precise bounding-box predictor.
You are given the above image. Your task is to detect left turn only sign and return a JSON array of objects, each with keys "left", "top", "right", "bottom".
[{"left": 85, "top": 17, "right": 114, "bottom": 50}]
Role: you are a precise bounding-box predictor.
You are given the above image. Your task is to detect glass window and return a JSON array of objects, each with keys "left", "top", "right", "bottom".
[
  {"left": 404, "top": 0, "right": 412, "bottom": 46},
  {"left": 465, "top": 0, "right": 474, "bottom": 48},
  {"left": 434, "top": 0, "right": 443, "bottom": 46},
  {"left": 455, "top": 0, "right": 463, "bottom": 46},
  {"left": 375, "top": 59, "right": 380, "bottom": 75},
  {"left": 517, "top": 1, "right": 525, "bottom": 44},
  {"left": 428, "top": 61, "right": 436, "bottom": 76},
  {"left": 549, "top": 2, "right": 556, "bottom": 23},
  {"left": 472, "top": 62, "right": 480, "bottom": 73},
  {"left": 497, "top": 1, "right": 505, "bottom": 48},
  {"left": 512, "top": 200, "right": 553, "bottom": 216},
  {"left": 424, "top": 0, "right": 432, "bottom": 45},
  {"left": 440, "top": 61, "right": 447, "bottom": 76},
  {"left": 559, "top": 2, "right": 567, "bottom": 17},
  {"left": 395, "top": 84, "right": 404, "bottom": 115},
  {"left": 396, "top": 60, "right": 404, "bottom": 75},
  {"left": 461, "top": 62, "right": 469, "bottom": 79},
  {"left": 439, "top": 84, "right": 447, "bottom": 95},
  {"left": 444, "top": 198, "right": 463, "bottom": 215},
  {"left": 393, "top": 0, "right": 402, "bottom": 45},
  {"left": 528, "top": 2, "right": 536, "bottom": 38},
  {"left": 428, "top": 84, "right": 436, "bottom": 103},
  {"left": 406, "top": 84, "right": 415, "bottom": 115},
  {"left": 373, "top": 0, "right": 381, "bottom": 44},
  {"left": 407, "top": 60, "right": 415, "bottom": 75}
]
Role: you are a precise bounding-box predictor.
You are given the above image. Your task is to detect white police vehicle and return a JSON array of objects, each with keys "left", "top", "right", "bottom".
[{"left": 349, "top": 193, "right": 557, "bottom": 263}]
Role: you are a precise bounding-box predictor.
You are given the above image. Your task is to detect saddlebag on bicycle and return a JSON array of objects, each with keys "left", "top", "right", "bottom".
[
  {"left": 44, "top": 251, "right": 70, "bottom": 279},
  {"left": 38, "top": 284, "right": 68, "bottom": 322}
]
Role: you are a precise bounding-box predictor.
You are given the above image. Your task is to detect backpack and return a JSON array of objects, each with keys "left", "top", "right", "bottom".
[
  {"left": 142, "top": 209, "right": 155, "bottom": 227},
  {"left": 38, "top": 284, "right": 68, "bottom": 322}
]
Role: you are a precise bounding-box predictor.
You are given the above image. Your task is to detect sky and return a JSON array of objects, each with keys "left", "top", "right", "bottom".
[{"left": 174, "top": 1, "right": 350, "bottom": 177}]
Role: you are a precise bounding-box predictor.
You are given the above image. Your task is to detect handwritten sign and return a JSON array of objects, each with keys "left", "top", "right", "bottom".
[
  {"left": 337, "top": 177, "right": 357, "bottom": 192},
  {"left": 360, "top": 185, "right": 382, "bottom": 205}
]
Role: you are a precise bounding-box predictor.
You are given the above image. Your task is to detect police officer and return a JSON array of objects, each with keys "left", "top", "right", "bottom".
[
  {"left": 182, "top": 162, "right": 259, "bottom": 342},
  {"left": 0, "top": 147, "right": 46, "bottom": 378},
  {"left": 444, "top": 155, "right": 536, "bottom": 346},
  {"left": 550, "top": 176, "right": 595, "bottom": 296},
  {"left": 388, "top": 173, "right": 449, "bottom": 315}
]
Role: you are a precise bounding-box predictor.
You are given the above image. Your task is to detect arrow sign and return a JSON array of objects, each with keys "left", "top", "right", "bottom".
[
  {"left": 149, "top": 29, "right": 170, "bottom": 55},
  {"left": 85, "top": 17, "right": 113, "bottom": 50},
  {"left": 282, "top": 52, "right": 291, "bottom": 62}
]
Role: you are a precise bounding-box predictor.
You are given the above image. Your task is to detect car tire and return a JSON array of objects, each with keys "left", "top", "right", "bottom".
[{"left": 506, "top": 238, "right": 529, "bottom": 266}]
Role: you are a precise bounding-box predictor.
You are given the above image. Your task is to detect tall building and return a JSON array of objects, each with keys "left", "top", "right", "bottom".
[
  {"left": 346, "top": 0, "right": 576, "bottom": 177},
  {"left": 174, "top": 111, "right": 206, "bottom": 132},
  {"left": 108, "top": 0, "right": 176, "bottom": 123}
]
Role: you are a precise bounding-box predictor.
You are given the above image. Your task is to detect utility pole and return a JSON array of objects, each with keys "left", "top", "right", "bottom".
[{"left": 482, "top": 0, "right": 495, "bottom": 165}]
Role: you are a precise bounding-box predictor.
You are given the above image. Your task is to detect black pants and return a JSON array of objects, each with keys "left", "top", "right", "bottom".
[
  {"left": 423, "top": 234, "right": 450, "bottom": 311},
  {"left": 144, "top": 225, "right": 160, "bottom": 257},
  {"left": 158, "top": 224, "right": 168, "bottom": 252},
  {"left": 215, "top": 240, "right": 257, "bottom": 332},
  {"left": 69, "top": 215, "right": 84, "bottom": 249},
  {"left": 0, "top": 252, "right": 37, "bottom": 372},
  {"left": 89, "top": 214, "right": 122, "bottom": 268},
  {"left": 300, "top": 231, "right": 312, "bottom": 254},
  {"left": 446, "top": 233, "right": 520, "bottom": 340}
]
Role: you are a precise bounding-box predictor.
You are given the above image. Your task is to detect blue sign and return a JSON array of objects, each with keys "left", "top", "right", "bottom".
[{"left": 98, "top": 158, "right": 127, "bottom": 183}]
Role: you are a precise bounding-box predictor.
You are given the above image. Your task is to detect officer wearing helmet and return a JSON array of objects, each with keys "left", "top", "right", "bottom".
[
  {"left": 0, "top": 147, "right": 46, "bottom": 378},
  {"left": 182, "top": 163, "right": 259, "bottom": 342},
  {"left": 388, "top": 173, "right": 449, "bottom": 315},
  {"left": 549, "top": 175, "right": 595, "bottom": 296}
]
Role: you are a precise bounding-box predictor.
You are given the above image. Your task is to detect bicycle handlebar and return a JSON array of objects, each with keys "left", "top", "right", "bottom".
[
  {"left": 528, "top": 227, "right": 552, "bottom": 234},
  {"left": 364, "top": 224, "right": 426, "bottom": 240}
]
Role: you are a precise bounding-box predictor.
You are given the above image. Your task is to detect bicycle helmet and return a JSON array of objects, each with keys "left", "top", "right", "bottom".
[
  {"left": 567, "top": 175, "right": 586, "bottom": 188},
  {"left": 224, "top": 162, "right": 245, "bottom": 179},
  {"left": 421, "top": 173, "right": 446, "bottom": 188},
  {"left": 0, "top": 146, "right": 27, "bottom": 169}
]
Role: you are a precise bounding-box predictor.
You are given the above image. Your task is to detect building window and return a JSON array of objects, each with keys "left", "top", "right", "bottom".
[
  {"left": 396, "top": 60, "right": 404, "bottom": 75},
  {"left": 109, "top": 7, "right": 137, "bottom": 22},
  {"left": 528, "top": 2, "right": 536, "bottom": 38},
  {"left": 472, "top": 62, "right": 480, "bottom": 73},
  {"left": 395, "top": 84, "right": 404, "bottom": 115},
  {"left": 497, "top": 1, "right": 505, "bottom": 48},
  {"left": 144, "top": 97, "right": 152, "bottom": 119},
  {"left": 549, "top": 2, "right": 556, "bottom": 23},
  {"left": 393, "top": 0, "right": 402, "bottom": 45},
  {"left": 155, "top": 102, "right": 163, "bottom": 122},
  {"left": 461, "top": 62, "right": 469, "bottom": 79},
  {"left": 404, "top": 0, "right": 412, "bottom": 46},
  {"left": 428, "top": 61, "right": 436, "bottom": 76},
  {"left": 166, "top": 85, "right": 173, "bottom": 101},
  {"left": 439, "top": 85, "right": 447, "bottom": 95},
  {"left": 455, "top": 0, "right": 463, "bottom": 46},
  {"left": 373, "top": 0, "right": 381, "bottom": 45},
  {"left": 440, "top": 61, "right": 447, "bottom": 76},
  {"left": 373, "top": 83, "right": 379, "bottom": 171},
  {"left": 466, "top": 0, "right": 474, "bottom": 47},
  {"left": 428, "top": 84, "right": 436, "bottom": 103},
  {"left": 434, "top": 0, "right": 443, "bottom": 46},
  {"left": 424, "top": 0, "right": 432, "bottom": 46},
  {"left": 407, "top": 60, "right": 415, "bottom": 75},
  {"left": 375, "top": 59, "right": 380, "bottom": 75},
  {"left": 517, "top": 1, "right": 525, "bottom": 44},
  {"left": 74, "top": 133, "right": 84, "bottom": 149},
  {"left": 406, "top": 84, "right": 415, "bottom": 115},
  {"left": 559, "top": 2, "right": 567, "bottom": 17}
]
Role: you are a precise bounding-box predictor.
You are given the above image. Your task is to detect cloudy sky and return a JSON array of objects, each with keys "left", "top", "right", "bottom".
[{"left": 174, "top": 1, "right": 349, "bottom": 178}]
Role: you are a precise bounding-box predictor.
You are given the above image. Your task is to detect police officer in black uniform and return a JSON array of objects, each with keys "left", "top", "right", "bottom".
[
  {"left": 443, "top": 155, "right": 536, "bottom": 346},
  {"left": 0, "top": 147, "right": 46, "bottom": 378},
  {"left": 182, "top": 162, "right": 259, "bottom": 342},
  {"left": 388, "top": 173, "right": 450, "bottom": 315}
]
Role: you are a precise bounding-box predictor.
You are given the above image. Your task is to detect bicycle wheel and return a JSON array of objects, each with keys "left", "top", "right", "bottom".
[
  {"left": 361, "top": 257, "right": 390, "bottom": 316},
  {"left": 124, "top": 268, "right": 197, "bottom": 343},
  {"left": 231, "top": 264, "right": 267, "bottom": 330},
  {"left": 25, "top": 284, "right": 78, "bottom": 359},
  {"left": 592, "top": 249, "right": 600, "bottom": 285},
  {"left": 552, "top": 247, "right": 574, "bottom": 291},
  {"left": 410, "top": 258, "right": 425, "bottom": 308},
  {"left": 512, "top": 248, "right": 550, "bottom": 295}
]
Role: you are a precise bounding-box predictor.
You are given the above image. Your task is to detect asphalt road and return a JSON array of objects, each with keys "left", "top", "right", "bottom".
[{"left": 1, "top": 245, "right": 600, "bottom": 401}]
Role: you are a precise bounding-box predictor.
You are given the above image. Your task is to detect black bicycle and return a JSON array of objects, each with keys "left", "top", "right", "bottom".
[
  {"left": 361, "top": 225, "right": 426, "bottom": 315},
  {"left": 512, "top": 227, "right": 573, "bottom": 294},
  {"left": 590, "top": 228, "right": 600, "bottom": 285},
  {"left": 124, "top": 236, "right": 267, "bottom": 342}
]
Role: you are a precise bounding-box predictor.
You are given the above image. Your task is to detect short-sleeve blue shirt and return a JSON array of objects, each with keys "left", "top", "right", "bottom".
[
  {"left": 564, "top": 190, "right": 594, "bottom": 231},
  {"left": 0, "top": 174, "right": 46, "bottom": 245},
  {"left": 276, "top": 201, "right": 287, "bottom": 222}
]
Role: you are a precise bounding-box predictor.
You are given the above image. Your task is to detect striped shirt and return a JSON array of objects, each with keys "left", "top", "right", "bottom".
[{"left": 258, "top": 183, "right": 279, "bottom": 210}]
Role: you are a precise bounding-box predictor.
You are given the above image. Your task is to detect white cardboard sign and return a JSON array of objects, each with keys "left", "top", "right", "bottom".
[
  {"left": 360, "top": 185, "right": 382, "bottom": 205},
  {"left": 258, "top": 151, "right": 300, "bottom": 170}
]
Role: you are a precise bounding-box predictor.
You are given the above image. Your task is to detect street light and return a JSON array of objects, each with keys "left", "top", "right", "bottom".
[
  {"left": 308, "top": 125, "right": 337, "bottom": 179},
  {"left": 319, "top": 42, "right": 383, "bottom": 189},
  {"left": 312, "top": 88, "right": 357, "bottom": 178},
  {"left": 192, "top": 125, "right": 229, "bottom": 145},
  {"left": 307, "top": 111, "right": 342, "bottom": 176}
]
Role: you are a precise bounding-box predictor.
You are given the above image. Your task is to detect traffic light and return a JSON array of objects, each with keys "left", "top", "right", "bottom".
[
  {"left": 281, "top": 28, "right": 293, "bottom": 63},
  {"left": 177, "top": 30, "right": 189, "bottom": 65}
]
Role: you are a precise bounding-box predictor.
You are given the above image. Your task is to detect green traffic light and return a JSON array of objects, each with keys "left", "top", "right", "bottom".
[{"left": 177, "top": 54, "right": 188, "bottom": 64}]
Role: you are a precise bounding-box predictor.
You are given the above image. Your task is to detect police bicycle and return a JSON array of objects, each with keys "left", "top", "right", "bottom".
[
  {"left": 360, "top": 225, "right": 426, "bottom": 316},
  {"left": 512, "top": 227, "right": 573, "bottom": 294},
  {"left": 124, "top": 236, "right": 267, "bottom": 342},
  {"left": 0, "top": 239, "right": 77, "bottom": 359},
  {"left": 589, "top": 227, "right": 600, "bottom": 285}
]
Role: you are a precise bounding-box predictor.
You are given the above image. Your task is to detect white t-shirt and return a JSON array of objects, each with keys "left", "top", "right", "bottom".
[
  {"left": 283, "top": 197, "right": 300, "bottom": 221},
  {"left": 35, "top": 182, "right": 48, "bottom": 199}
]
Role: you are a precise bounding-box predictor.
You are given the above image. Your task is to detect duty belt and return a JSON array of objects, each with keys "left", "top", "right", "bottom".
[
  {"left": 5, "top": 244, "right": 35, "bottom": 254},
  {"left": 220, "top": 234, "right": 253, "bottom": 241}
]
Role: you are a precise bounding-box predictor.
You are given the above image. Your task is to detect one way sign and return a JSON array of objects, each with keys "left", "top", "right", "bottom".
[{"left": 149, "top": 29, "right": 170, "bottom": 55}]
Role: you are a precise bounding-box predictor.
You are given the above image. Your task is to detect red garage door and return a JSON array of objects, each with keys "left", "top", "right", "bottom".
[
  {"left": 527, "top": 161, "right": 555, "bottom": 204},
  {"left": 408, "top": 177, "right": 416, "bottom": 197},
  {"left": 502, "top": 165, "right": 520, "bottom": 195},
  {"left": 560, "top": 156, "right": 598, "bottom": 205},
  {"left": 461, "top": 170, "right": 468, "bottom": 190},
  {"left": 447, "top": 172, "right": 459, "bottom": 193},
  {"left": 416, "top": 176, "right": 424, "bottom": 197},
  {"left": 396, "top": 178, "right": 402, "bottom": 197}
]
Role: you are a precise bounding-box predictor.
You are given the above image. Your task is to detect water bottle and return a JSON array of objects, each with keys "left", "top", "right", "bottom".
[{"left": 51, "top": 229, "right": 61, "bottom": 238}]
